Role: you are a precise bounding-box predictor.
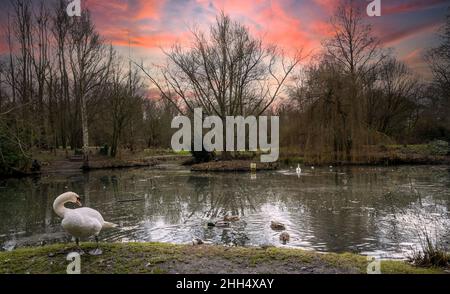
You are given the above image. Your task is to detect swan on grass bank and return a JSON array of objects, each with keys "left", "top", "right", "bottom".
[{"left": 53, "top": 192, "right": 117, "bottom": 255}]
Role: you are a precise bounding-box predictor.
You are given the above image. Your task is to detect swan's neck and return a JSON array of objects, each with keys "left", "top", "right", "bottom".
[{"left": 53, "top": 197, "right": 68, "bottom": 218}]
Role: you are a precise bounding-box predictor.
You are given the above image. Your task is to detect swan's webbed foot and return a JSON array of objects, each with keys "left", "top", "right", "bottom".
[
  {"left": 89, "top": 236, "right": 102, "bottom": 255},
  {"left": 75, "top": 238, "right": 85, "bottom": 255},
  {"left": 89, "top": 248, "right": 103, "bottom": 256}
]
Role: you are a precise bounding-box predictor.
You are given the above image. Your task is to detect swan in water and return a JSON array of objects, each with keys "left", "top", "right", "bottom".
[
  {"left": 53, "top": 192, "right": 116, "bottom": 255},
  {"left": 296, "top": 164, "right": 302, "bottom": 174}
]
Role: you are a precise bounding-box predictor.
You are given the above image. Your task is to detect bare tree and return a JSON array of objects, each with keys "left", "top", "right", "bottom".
[
  {"left": 324, "top": 0, "right": 385, "bottom": 79},
  {"left": 52, "top": 0, "right": 71, "bottom": 150},
  {"left": 425, "top": 9, "right": 450, "bottom": 132},
  {"left": 105, "top": 56, "right": 144, "bottom": 157},
  {"left": 10, "top": 0, "right": 34, "bottom": 147},
  {"left": 368, "top": 58, "right": 420, "bottom": 135},
  {"left": 136, "top": 12, "right": 301, "bottom": 157},
  {"left": 286, "top": 1, "right": 395, "bottom": 163},
  {"left": 321, "top": 0, "right": 385, "bottom": 161},
  {"left": 31, "top": 1, "right": 51, "bottom": 148},
  {"left": 427, "top": 10, "right": 450, "bottom": 90},
  {"left": 67, "top": 11, "right": 113, "bottom": 165}
]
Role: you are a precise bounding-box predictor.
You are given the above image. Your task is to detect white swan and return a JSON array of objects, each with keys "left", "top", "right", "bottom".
[
  {"left": 296, "top": 164, "right": 302, "bottom": 174},
  {"left": 53, "top": 192, "right": 116, "bottom": 255}
]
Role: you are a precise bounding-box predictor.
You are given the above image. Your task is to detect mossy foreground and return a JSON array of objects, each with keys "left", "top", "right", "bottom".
[{"left": 0, "top": 242, "right": 444, "bottom": 274}]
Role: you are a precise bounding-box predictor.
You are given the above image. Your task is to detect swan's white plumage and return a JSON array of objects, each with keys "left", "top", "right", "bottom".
[
  {"left": 296, "top": 164, "right": 302, "bottom": 174},
  {"left": 53, "top": 192, "right": 114, "bottom": 239},
  {"left": 61, "top": 207, "right": 104, "bottom": 238}
]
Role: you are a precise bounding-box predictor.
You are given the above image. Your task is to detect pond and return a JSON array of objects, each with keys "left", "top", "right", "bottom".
[{"left": 0, "top": 164, "right": 449, "bottom": 259}]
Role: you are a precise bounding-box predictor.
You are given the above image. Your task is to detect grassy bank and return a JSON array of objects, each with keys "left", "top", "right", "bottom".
[
  {"left": 280, "top": 144, "right": 450, "bottom": 166},
  {"left": 35, "top": 149, "right": 190, "bottom": 174},
  {"left": 0, "top": 243, "right": 444, "bottom": 274},
  {"left": 191, "top": 160, "right": 278, "bottom": 172}
]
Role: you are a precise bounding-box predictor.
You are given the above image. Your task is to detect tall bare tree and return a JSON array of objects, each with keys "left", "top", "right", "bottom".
[
  {"left": 322, "top": 0, "right": 385, "bottom": 161},
  {"left": 52, "top": 0, "right": 71, "bottom": 150},
  {"left": 68, "top": 11, "right": 113, "bottom": 165},
  {"left": 367, "top": 58, "right": 420, "bottom": 135},
  {"left": 104, "top": 56, "right": 144, "bottom": 157},
  {"left": 324, "top": 0, "right": 384, "bottom": 78},
  {"left": 31, "top": 1, "right": 51, "bottom": 147},
  {"left": 139, "top": 14, "right": 300, "bottom": 113},
  {"left": 426, "top": 9, "right": 450, "bottom": 133}
]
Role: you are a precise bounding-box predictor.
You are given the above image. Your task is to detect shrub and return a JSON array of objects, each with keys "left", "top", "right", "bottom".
[
  {"left": 408, "top": 237, "right": 450, "bottom": 267},
  {"left": 191, "top": 148, "right": 215, "bottom": 163},
  {"left": 384, "top": 188, "right": 450, "bottom": 268},
  {"left": 0, "top": 134, "right": 30, "bottom": 175},
  {"left": 99, "top": 144, "right": 109, "bottom": 156}
]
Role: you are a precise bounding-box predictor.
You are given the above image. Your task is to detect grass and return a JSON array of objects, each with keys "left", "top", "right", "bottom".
[
  {"left": 408, "top": 237, "right": 450, "bottom": 268},
  {"left": 278, "top": 144, "right": 449, "bottom": 165},
  {"left": 0, "top": 242, "right": 445, "bottom": 274},
  {"left": 142, "top": 148, "right": 185, "bottom": 156},
  {"left": 281, "top": 156, "right": 305, "bottom": 166},
  {"left": 387, "top": 144, "right": 430, "bottom": 155}
]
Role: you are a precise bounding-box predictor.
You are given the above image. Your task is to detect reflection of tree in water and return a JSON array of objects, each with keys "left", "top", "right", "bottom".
[
  {"left": 125, "top": 173, "right": 263, "bottom": 246},
  {"left": 0, "top": 176, "right": 84, "bottom": 245},
  {"left": 139, "top": 174, "right": 265, "bottom": 225},
  {"left": 133, "top": 174, "right": 191, "bottom": 224},
  {"left": 198, "top": 175, "right": 260, "bottom": 219},
  {"left": 296, "top": 168, "right": 391, "bottom": 252},
  {"left": 0, "top": 166, "right": 449, "bottom": 252},
  {"left": 290, "top": 167, "right": 449, "bottom": 253}
]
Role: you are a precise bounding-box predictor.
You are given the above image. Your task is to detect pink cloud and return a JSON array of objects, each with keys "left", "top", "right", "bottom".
[
  {"left": 403, "top": 48, "right": 423, "bottom": 64},
  {"left": 378, "top": 21, "right": 440, "bottom": 46},
  {"left": 313, "top": 0, "right": 340, "bottom": 14},
  {"left": 383, "top": 0, "right": 448, "bottom": 15}
]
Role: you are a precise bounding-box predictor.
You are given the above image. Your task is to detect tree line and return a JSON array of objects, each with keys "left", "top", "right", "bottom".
[
  {"left": 279, "top": 2, "right": 449, "bottom": 163},
  {"left": 0, "top": 0, "right": 449, "bottom": 174},
  {"left": 0, "top": 0, "right": 176, "bottom": 174}
]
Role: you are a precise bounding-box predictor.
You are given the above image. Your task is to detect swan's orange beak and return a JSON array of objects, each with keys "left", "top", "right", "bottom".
[{"left": 76, "top": 199, "right": 82, "bottom": 206}]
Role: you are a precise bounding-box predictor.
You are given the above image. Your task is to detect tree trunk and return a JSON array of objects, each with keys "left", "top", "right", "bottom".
[{"left": 80, "top": 94, "right": 89, "bottom": 166}]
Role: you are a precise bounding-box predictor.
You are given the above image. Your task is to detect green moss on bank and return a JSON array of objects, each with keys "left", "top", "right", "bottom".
[{"left": 0, "top": 243, "right": 444, "bottom": 274}]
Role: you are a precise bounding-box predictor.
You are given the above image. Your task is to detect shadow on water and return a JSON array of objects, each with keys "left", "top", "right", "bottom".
[{"left": 0, "top": 165, "right": 449, "bottom": 259}]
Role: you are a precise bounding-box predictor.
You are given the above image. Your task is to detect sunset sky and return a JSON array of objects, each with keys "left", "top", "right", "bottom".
[{"left": 1, "top": 0, "right": 449, "bottom": 79}]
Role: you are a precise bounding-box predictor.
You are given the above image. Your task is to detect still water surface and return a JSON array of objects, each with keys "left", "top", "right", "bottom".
[{"left": 1, "top": 165, "right": 449, "bottom": 259}]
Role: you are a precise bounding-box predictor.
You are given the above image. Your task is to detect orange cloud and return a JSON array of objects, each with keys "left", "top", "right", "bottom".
[
  {"left": 80, "top": 0, "right": 445, "bottom": 81},
  {"left": 311, "top": 20, "right": 334, "bottom": 38},
  {"left": 134, "top": 0, "right": 166, "bottom": 20},
  {"left": 198, "top": 0, "right": 322, "bottom": 57},
  {"left": 256, "top": 2, "right": 314, "bottom": 52},
  {"left": 403, "top": 48, "right": 423, "bottom": 64},
  {"left": 114, "top": 32, "right": 191, "bottom": 49}
]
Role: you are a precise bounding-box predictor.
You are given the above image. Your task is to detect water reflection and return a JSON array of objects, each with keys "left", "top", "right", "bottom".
[{"left": 0, "top": 165, "right": 449, "bottom": 259}]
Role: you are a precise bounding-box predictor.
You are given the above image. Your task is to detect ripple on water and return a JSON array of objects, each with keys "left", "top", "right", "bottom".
[{"left": 0, "top": 165, "right": 449, "bottom": 259}]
